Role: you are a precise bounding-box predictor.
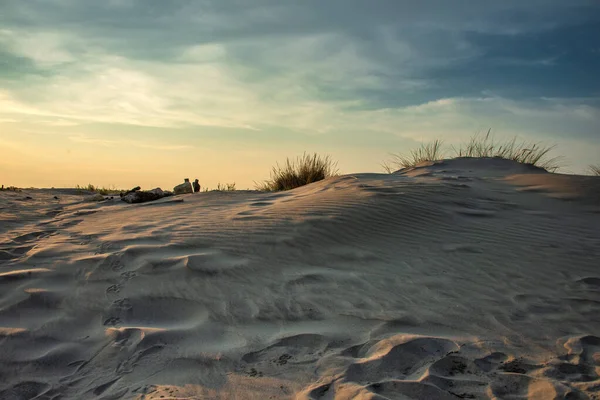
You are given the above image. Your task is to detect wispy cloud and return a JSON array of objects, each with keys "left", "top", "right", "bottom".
[{"left": 68, "top": 134, "right": 193, "bottom": 151}]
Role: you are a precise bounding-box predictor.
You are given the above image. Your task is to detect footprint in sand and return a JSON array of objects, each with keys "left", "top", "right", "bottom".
[
  {"left": 95, "top": 242, "right": 114, "bottom": 255},
  {"left": 113, "top": 298, "right": 133, "bottom": 311},
  {"left": 246, "top": 368, "right": 264, "bottom": 377},
  {"left": 110, "top": 259, "right": 124, "bottom": 272},
  {"left": 106, "top": 284, "right": 122, "bottom": 294},
  {"left": 120, "top": 271, "right": 136, "bottom": 280}
]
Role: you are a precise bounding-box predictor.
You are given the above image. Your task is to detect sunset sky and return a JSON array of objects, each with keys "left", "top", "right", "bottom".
[{"left": 1, "top": 0, "right": 599, "bottom": 190}]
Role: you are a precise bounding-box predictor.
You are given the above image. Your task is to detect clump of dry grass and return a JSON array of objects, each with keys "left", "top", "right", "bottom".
[
  {"left": 383, "top": 130, "right": 562, "bottom": 173},
  {"left": 452, "top": 130, "right": 561, "bottom": 172},
  {"left": 216, "top": 182, "right": 236, "bottom": 191},
  {"left": 382, "top": 140, "right": 444, "bottom": 173},
  {"left": 256, "top": 152, "right": 339, "bottom": 191},
  {"left": 203, "top": 182, "right": 237, "bottom": 192}
]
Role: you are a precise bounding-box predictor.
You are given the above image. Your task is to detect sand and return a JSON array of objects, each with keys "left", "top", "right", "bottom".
[{"left": 1, "top": 157, "right": 599, "bottom": 400}]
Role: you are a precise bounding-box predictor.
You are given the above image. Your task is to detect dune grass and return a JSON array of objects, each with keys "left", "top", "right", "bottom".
[
  {"left": 589, "top": 165, "right": 600, "bottom": 176},
  {"left": 215, "top": 182, "right": 236, "bottom": 191},
  {"left": 256, "top": 152, "right": 339, "bottom": 191},
  {"left": 452, "top": 130, "right": 561, "bottom": 172},
  {"left": 75, "top": 184, "right": 123, "bottom": 195},
  {"left": 384, "top": 131, "right": 562, "bottom": 173},
  {"left": 382, "top": 139, "right": 444, "bottom": 173},
  {"left": 203, "top": 182, "right": 237, "bottom": 192}
]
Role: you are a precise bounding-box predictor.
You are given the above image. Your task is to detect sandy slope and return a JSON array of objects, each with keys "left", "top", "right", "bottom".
[{"left": 1, "top": 158, "right": 599, "bottom": 400}]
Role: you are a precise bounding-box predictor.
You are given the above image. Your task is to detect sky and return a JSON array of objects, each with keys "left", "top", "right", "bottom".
[{"left": 1, "top": 0, "right": 599, "bottom": 190}]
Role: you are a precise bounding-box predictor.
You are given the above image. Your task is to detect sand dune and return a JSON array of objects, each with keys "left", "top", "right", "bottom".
[{"left": 1, "top": 158, "right": 599, "bottom": 399}]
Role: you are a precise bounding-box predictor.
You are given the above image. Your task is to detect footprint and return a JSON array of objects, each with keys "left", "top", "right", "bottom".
[
  {"left": 110, "top": 259, "right": 124, "bottom": 271},
  {"left": 246, "top": 368, "right": 263, "bottom": 377},
  {"left": 113, "top": 298, "right": 133, "bottom": 311},
  {"left": 274, "top": 353, "right": 293, "bottom": 366},
  {"left": 96, "top": 242, "right": 114, "bottom": 255},
  {"left": 121, "top": 271, "right": 136, "bottom": 280},
  {"left": 106, "top": 284, "right": 122, "bottom": 294}
]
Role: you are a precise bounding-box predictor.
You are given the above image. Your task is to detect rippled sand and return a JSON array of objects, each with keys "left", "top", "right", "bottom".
[{"left": 1, "top": 158, "right": 599, "bottom": 399}]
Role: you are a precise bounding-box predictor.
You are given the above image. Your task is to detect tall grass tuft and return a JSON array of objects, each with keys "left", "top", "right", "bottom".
[
  {"left": 256, "top": 152, "right": 339, "bottom": 191},
  {"left": 383, "top": 140, "right": 444, "bottom": 172},
  {"left": 451, "top": 130, "right": 561, "bottom": 171},
  {"left": 589, "top": 165, "right": 600, "bottom": 176},
  {"left": 383, "top": 131, "right": 562, "bottom": 173}
]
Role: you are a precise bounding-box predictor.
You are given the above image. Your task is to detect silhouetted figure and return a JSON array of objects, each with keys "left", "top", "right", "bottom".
[{"left": 193, "top": 179, "right": 200, "bottom": 193}]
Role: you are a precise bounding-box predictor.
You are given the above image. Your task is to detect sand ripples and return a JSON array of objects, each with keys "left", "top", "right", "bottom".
[{"left": 1, "top": 160, "right": 599, "bottom": 399}]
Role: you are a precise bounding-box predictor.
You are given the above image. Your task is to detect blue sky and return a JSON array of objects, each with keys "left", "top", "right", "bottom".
[{"left": 1, "top": 0, "right": 599, "bottom": 189}]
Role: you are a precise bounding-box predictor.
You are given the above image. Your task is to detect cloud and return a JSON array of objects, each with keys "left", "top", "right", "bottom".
[
  {"left": 0, "top": 0, "right": 598, "bottom": 145},
  {"left": 0, "top": 29, "right": 76, "bottom": 66},
  {"left": 68, "top": 134, "right": 193, "bottom": 151}
]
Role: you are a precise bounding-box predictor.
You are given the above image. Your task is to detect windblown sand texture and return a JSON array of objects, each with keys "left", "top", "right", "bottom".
[{"left": 1, "top": 158, "right": 599, "bottom": 400}]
